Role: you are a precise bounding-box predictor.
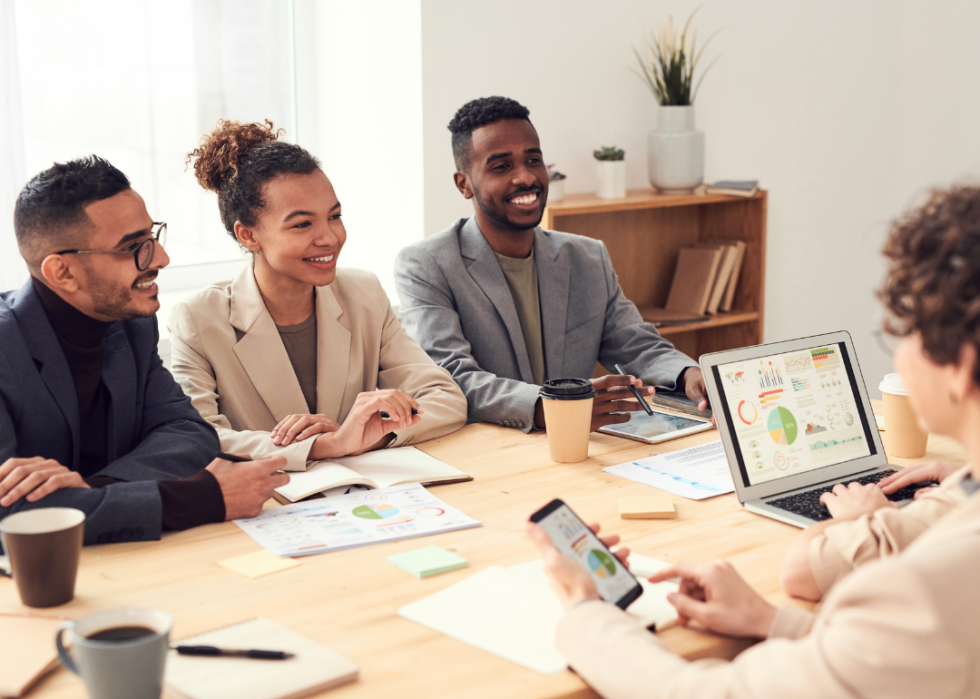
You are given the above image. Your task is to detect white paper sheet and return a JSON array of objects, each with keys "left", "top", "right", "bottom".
[
  {"left": 234, "top": 483, "right": 481, "bottom": 557},
  {"left": 603, "top": 439, "right": 735, "bottom": 500},
  {"left": 398, "top": 555, "right": 679, "bottom": 675}
]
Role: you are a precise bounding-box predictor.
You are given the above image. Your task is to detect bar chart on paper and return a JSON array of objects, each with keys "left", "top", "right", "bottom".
[{"left": 603, "top": 440, "right": 735, "bottom": 500}]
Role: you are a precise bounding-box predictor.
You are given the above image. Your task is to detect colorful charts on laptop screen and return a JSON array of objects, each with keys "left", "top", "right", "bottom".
[{"left": 718, "top": 343, "right": 871, "bottom": 486}]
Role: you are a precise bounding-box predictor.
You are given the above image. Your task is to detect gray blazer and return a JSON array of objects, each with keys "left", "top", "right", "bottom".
[
  {"left": 394, "top": 217, "right": 696, "bottom": 432},
  {"left": 0, "top": 279, "right": 219, "bottom": 548}
]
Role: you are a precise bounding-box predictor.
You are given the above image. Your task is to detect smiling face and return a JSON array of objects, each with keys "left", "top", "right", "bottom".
[
  {"left": 238, "top": 169, "right": 346, "bottom": 288},
  {"left": 72, "top": 189, "right": 169, "bottom": 320},
  {"left": 455, "top": 119, "right": 549, "bottom": 234}
]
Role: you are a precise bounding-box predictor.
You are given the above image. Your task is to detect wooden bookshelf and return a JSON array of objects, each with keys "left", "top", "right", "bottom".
[{"left": 542, "top": 188, "right": 767, "bottom": 360}]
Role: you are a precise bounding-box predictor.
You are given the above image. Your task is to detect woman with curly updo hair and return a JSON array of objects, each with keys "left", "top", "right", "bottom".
[
  {"left": 524, "top": 185, "right": 980, "bottom": 699},
  {"left": 167, "top": 121, "right": 466, "bottom": 470}
]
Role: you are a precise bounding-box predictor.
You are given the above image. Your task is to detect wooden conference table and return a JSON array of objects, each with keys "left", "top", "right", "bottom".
[{"left": 5, "top": 407, "right": 967, "bottom": 699}]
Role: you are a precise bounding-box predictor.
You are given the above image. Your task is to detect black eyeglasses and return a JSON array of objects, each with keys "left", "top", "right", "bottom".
[{"left": 53, "top": 222, "right": 167, "bottom": 272}]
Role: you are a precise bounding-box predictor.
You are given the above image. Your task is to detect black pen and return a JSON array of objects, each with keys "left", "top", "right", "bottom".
[
  {"left": 379, "top": 408, "right": 419, "bottom": 419},
  {"left": 172, "top": 644, "right": 294, "bottom": 660},
  {"left": 216, "top": 452, "right": 250, "bottom": 463},
  {"left": 613, "top": 364, "right": 654, "bottom": 416}
]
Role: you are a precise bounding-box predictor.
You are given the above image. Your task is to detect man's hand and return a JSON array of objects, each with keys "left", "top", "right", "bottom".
[
  {"left": 648, "top": 561, "right": 776, "bottom": 639},
  {"left": 310, "top": 390, "right": 422, "bottom": 460},
  {"left": 879, "top": 461, "right": 957, "bottom": 499},
  {"left": 271, "top": 414, "right": 341, "bottom": 446},
  {"left": 681, "top": 366, "right": 709, "bottom": 412},
  {"left": 0, "top": 457, "right": 89, "bottom": 507},
  {"left": 526, "top": 519, "right": 630, "bottom": 611},
  {"left": 206, "top": 453, "right": 290, "bottom": 520},
  {"left": 819, "top": 482, "right": 896, "bottom": 520},
  {"left": 589, "top": 374, "right": 653, "bottom": 432}
]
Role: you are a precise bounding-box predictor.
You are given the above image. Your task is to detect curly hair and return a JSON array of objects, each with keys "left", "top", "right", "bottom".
[
  {"left": 187, "top": 120, "right": 320, "bottom": 242},
  {"left": 448, "top": 96, "right": 532, "bottom": 171},
  {"left": 879, "top": 185, "right": 980, "bottom": 383},
  {"left": 14, "top": 155, "right": 130, "bottom": 269}
]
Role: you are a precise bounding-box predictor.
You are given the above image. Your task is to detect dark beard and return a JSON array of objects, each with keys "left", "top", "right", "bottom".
[
  {"left": 473, "top": 186, "right": 544, "bottom": 231},
  {"left": 87, "top": 272, "right": 155, "bottom": 320}
]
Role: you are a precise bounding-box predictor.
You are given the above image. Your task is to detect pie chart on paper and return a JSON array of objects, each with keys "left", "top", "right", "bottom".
[
  {"left": 352, "top": 503, "right": 401, "bottom": 520},
  {"left": 767, "top": 406, "right": 798, "bottom": 446}
]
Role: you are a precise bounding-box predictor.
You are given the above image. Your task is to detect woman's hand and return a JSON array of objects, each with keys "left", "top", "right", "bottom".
[
  {"left": 526, "top": 520, "right": 630, "bottom": 611},
  {"left": 648, "top": 561, "right": 777, "bottom": 639},
  {"left": 271, "top": 414, "right": 341, "bottom": 446},
  {"left": 310, "top": 390, "right": 422, "bottom": 459},
  {"left": 879, "top": 460, "right": 957, "bottom": 499},
  {"left": 819, "top": 482, "right": 897, "bottom": 520}
]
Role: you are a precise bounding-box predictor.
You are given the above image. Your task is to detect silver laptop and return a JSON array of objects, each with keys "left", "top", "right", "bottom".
[{"left": 700, "top": 331, "right": 907, "bottom": 528}]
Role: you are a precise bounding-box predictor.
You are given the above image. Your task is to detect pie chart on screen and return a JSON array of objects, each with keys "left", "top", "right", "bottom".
[
  {"left": 768, "top": 406, "right": 798, "bottom": 445},
  {"left": 588, "top": 550, "right": 617, "bottom": 579}
]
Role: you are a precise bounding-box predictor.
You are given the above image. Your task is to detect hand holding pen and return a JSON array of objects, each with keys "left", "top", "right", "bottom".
[{"left": 613, "top": 364, "right": 654, "bottom": 415}]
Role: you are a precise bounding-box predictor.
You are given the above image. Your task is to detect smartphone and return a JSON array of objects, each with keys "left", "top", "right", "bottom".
[{"left": 530, "top": 499, "right": 643, "bottom": 609}]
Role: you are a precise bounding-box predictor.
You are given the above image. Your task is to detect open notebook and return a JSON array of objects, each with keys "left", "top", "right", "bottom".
[
  {"left": 165, "top": 618, "right": 358, "bottom": 699},
  {"left": 276, "top": 447, "right": 471, "bottom": 503},
  {"left": 0, "top": 613, "right": 66, "bottom": 698},
  {"left": 398, "top": 554, "right": 679, "bottom": 675}
]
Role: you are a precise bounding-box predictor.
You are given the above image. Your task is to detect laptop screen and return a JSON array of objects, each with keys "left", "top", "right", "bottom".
[{"left": 711, "top": 341, "right": 877, "bottom": 487}]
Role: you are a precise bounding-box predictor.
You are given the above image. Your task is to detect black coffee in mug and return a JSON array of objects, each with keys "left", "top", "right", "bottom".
[{"left": 86, "top": 626, "right": 156, "bottom": 642}]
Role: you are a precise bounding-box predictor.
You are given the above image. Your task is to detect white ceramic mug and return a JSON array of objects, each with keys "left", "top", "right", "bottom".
[{"left": 56, "top": 608, "right": 172, "bottom": 699}]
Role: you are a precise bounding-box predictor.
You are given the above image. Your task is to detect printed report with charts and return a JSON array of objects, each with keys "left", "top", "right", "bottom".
[{"left": 235, "top": 483, "right": 481, "bottom": 557}]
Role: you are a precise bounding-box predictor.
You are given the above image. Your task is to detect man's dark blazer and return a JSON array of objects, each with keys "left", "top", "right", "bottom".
[{"left": 0, "top": 279, "right": 219, "bottom": 546}]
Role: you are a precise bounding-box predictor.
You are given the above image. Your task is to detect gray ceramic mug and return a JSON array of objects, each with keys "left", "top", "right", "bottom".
[{"left": 56, "top": 608, "right": 172, "bottom": 699}]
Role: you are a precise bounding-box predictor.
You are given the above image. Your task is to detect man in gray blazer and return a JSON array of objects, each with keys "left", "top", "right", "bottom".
[
  {"left": 0, "top": 156, "right": 287, "bottom": 548},
  {"left": 395, "top": 96, "right": 706, "bottom": 433}
]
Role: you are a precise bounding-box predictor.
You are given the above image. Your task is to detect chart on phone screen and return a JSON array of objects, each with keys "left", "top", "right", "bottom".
[
  {"left": 719, "top": 342, "right": 871, "bottom": 485},
  {"left": 539, "top": 507, "right": 635, "bottom": 601}
]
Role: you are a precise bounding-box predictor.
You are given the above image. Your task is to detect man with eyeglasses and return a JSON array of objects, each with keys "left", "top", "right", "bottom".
[{"left": 0, "top": 155, "right": 288, "bottom": 548}]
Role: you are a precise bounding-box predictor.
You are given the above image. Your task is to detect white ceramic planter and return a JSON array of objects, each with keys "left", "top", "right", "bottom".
[
  {"left": 648, "top": 106, "right": 704, "bottom": 194},
  {"left": 548, "top": 179, "right": 564, "bottom": 203},
  {"left": 596, "top": 160, "right": 626, "bottom": 199}
]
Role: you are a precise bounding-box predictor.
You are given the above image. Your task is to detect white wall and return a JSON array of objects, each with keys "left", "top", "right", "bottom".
[
  {"left": 305, "top": 0, "right": 424, "bottom": 299},
  {"left": 420, "top": 0, "right": 980, "bottom": 395}
]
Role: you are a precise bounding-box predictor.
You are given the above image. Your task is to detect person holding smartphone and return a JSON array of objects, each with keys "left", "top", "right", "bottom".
[{"left": 527, "top": 185, "right": 980, "bottom": 699}]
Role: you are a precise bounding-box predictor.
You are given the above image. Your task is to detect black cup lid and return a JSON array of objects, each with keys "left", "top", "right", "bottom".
[{"left": 540, "top": 378, "right": 597, "bottom": 400}]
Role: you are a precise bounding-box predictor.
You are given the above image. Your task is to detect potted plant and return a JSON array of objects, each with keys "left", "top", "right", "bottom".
[
  {"left": 634, "top": 9, "right": 720, "bottom": 193},
  {"left": 547, "top": 164, "right": 567, "bottom": 203},
  {"left": 593, "top": 146, "right": 626, "bottom": 199}
]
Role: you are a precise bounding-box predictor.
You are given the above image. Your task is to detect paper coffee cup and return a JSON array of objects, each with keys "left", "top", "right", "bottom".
[
  {"left": 540, "top": 378, "right": 597, "bottom": 463},
  {"left": 879, "top": 373, "right": 928, "bottom": 458}
]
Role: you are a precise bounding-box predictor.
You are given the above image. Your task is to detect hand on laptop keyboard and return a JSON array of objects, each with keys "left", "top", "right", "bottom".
[
  {"left": 819, "top": 482, "right": 897, "bottom": 520},
  {"left": 767, "top": 470, "right": 940, "bottom": 522}
]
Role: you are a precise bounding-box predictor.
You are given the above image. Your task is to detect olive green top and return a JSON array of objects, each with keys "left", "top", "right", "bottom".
[{"left": 494, "top": 249, "right": 546, "bottom": 385}]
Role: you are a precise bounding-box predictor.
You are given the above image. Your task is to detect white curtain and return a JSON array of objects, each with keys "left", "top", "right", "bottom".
[{"left": 0, "top": 0, "right": 27, "bottom": 291}]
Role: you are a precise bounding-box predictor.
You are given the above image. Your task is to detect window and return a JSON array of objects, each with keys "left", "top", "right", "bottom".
[{"left": 6, "top": 0, "right": 296, "bottom": 291}]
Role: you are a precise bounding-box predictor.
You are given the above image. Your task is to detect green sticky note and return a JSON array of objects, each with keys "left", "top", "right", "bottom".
[{"left": 386, "top": 546, "right": 469, "bottom": 578}]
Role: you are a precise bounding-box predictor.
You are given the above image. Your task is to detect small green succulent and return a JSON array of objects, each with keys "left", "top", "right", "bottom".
[{"left": 593, "top": 146, "right": 625, "bottom": 161}]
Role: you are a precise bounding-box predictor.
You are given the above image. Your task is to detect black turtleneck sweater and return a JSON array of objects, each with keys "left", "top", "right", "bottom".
[{"left": 32, "top": 277, "right": 225, "bottom": 529}]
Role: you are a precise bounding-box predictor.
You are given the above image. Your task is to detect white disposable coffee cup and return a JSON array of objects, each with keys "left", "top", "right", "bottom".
[
  {"left": 540, "top": 378, "right": 597, "bottom": 463},
  {"left": 879, "top": 373, "right": 928, "bottom": 458}
]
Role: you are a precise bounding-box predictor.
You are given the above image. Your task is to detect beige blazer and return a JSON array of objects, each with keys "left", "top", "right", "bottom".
[
  {"left": 167, "top": 265, "right": 467, "bottom": 471},
  {"left": 809, "top": 466, "right": 969, "bottom": 594},
  {"left": 556, "top": 486, "right": 980, "bottom": 699}
]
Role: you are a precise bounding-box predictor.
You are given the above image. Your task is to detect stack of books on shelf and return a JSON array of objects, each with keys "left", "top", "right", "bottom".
[{"left": 641, "top": 240, "right": 746, "bottom": 327}]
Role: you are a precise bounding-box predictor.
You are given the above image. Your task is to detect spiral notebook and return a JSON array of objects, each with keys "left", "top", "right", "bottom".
[{"left": 165, "top": 618, "right": 358, "bottom": 699}]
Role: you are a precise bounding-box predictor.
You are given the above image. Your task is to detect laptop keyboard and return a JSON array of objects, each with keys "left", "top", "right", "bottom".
[{"left": 766, "top": 470, "right": 940, "bottom": 522}]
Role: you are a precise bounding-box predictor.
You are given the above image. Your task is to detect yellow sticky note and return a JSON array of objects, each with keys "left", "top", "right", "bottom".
[
  {"left": 218, "top": 550, "right": 300, "bottom": 579},
  {"left": 619, "top": 494, "right": 676, "bottom": 520}
]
